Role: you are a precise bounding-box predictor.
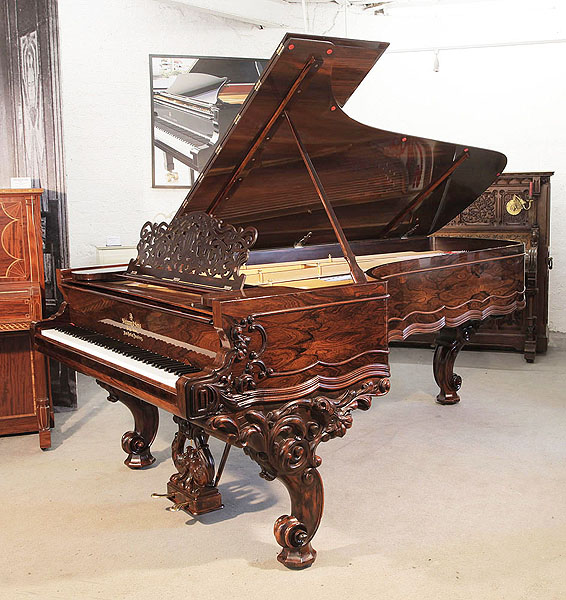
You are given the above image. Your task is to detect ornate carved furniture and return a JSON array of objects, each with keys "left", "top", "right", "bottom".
[
  {"left": 405, "top": 172, "right": 552, "bottom": 362},
  {"left": 34, "top": 34, "right": 524, "bottom": 568},
  {"left": 0, "top": 189, "right": 51, "bottom": 448}
]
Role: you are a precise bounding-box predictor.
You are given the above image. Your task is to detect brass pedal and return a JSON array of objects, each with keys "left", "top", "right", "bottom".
[
  {"left": 168, "top": 502, "right": 191, "bottom": 513},
  {"left": 152, "top": 492, "right": 189, "bottom": 513}
]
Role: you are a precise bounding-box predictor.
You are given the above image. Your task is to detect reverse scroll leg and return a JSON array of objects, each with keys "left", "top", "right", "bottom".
[
  {"left": 100, "top": 383, "right": 159, "bottom": 468},
  {"left": 433, "top": 322, "right": 476, "bottom": 405},
  {"left": 166, "top": 417, "right": 223, "bottom": 515},
  {"left": 274, "top": 470, "right": 323, "bottom": 569},
  {"left": 232, "top": 379, "right": 388, "bottom": 568},
  {"left": 243, "top": 440, "right": 324, "bottom": 569}
]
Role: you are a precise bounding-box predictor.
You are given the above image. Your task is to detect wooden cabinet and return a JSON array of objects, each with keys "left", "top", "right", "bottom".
[
  {"left": 404, "top": 172, "right": 553, "bottom": 362},
  {"left": 0, "top": 189, "right": 51, "bottom": 448}
]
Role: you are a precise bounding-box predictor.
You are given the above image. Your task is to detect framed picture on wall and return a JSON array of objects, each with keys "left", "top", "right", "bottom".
[{"left": 150, "top": 54, "right": 268, "bottom": 189}]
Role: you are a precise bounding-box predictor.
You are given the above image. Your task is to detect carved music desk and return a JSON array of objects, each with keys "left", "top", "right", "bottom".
[{"left": 34, "top": 34, "right": 525, "bottom": 568}]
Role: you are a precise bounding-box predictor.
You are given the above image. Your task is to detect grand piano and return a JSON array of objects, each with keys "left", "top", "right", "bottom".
[
  {"left": 34, "top": 33, "right": 525, "bottom": 569},
  {"left": 153, "top": 57, "right": 266, "bottom": 183}
]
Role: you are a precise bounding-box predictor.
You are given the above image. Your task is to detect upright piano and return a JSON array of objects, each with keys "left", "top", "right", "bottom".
[{"left": 34, "top": 33, "right": 525, "bottom": 569}]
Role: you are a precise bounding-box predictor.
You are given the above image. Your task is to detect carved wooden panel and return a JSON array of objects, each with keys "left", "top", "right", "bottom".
[
  {"left": 128, "top": 211, "right": 258, "bottom": 290},
  {"left": 457, "top": 189, "right": 497, "bottom": 226}
]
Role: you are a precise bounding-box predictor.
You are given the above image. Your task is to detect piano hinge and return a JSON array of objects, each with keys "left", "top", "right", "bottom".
[
  {"left": 233, "top": 114, "right": 241, "bottom": 126},
  {"left": 276, "top": 42, "right": 284, "bottom": 56},
  {"left": 254, "top": 79, "right": 262, "bottom": 92},
  {"left": 215, "top": 144, "right": 223, "bottom": 155}
]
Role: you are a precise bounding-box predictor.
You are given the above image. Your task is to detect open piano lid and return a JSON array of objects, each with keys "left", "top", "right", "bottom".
[{"left": 173, "top": 33, "right": 507, "bottom": 249}]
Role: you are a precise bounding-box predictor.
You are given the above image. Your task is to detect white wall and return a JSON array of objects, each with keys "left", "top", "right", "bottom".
[
  {"left": 342, "top": 0, "right": 566, "bottom": 332},
  {"left": 57, "top": 0, "right": 287, "bottom": 265},
  {"left": 57, "top": 0, "right": 566, "bottom": 331}
]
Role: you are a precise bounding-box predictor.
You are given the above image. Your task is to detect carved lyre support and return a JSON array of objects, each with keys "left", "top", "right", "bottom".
[
  {"left": 99, "top": 382, "right": 159, "bottom": 468},
  {"left": 207, "top": 378, "right": 390, "bottom": 568},
  {"left": 166, "top": 417, "right": 223, "bottom": 515},
  {"left": 433, "top": 322, "right": 478, "bottom": 405}
]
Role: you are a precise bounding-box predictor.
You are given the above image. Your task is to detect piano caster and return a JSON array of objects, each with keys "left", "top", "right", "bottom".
[
  {"left": 100, "top": 383, "right": 159, "bottom": 469},
  {"left": 166, "top": 170, "right": 179, "bottom": 183},
  {"left": 277, "top": 543, "right": 317, "bottom": 570},
  {"left": 433, "top": 323, "right": 477, "bottom": 405}
]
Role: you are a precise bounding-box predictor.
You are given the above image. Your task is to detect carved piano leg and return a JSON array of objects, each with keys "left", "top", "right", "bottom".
[
  {"left": 101, "top": 383, "right": 159, "bottom": 468},
  {"left": 433, "top": 322, "right": 476, "bottom": 405},
  {"left": 208, "top": 378, "right": 388, "bottom": 568},
  {"left": 166, "top": 417, "right": 223, "bottom": 515},
  {"left": 252, "top": 447, "right": 323, "bottom": 569}
]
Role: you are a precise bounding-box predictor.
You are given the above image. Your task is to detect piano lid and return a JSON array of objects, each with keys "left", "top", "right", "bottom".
[{"left": 174, "top": 33, "right": 507, "bottom": 249}]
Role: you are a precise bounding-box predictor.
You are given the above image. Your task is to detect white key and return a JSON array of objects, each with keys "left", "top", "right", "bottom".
[
  {"left": 40, "top": 329, "right": 178, "bottom": 389},
  {"left": 154, "top": 128, "right": 207, "bottom": 158}
]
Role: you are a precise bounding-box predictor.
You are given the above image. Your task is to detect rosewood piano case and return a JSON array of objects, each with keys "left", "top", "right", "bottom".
[{"left": 34, "top": 33, "right": 525, "bottom": 569}]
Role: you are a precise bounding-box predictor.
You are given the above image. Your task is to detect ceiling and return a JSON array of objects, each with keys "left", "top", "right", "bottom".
[
  {"left": 164, "top": 0, "right": 516, "bottom": 29},
  {"left": 280, "top": 0, "right": 497, "bottom": 6}
]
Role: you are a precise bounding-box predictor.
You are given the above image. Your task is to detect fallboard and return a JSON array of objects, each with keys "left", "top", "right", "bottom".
[{"left": 60, "top": 285, "right": 220, "bottom": 367}]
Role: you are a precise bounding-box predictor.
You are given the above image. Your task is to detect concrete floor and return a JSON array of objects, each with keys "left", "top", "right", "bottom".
[{"left": 1, "top": 342, "right": 565, "bottom": 600}]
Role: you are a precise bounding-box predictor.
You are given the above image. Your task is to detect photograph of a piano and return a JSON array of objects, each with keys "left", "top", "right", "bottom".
[
  {"left": 35, "top": 33, "right": 525, "bottom": 569},
  {"left": 151, "top": 55, "right": 267, "bottom": 187}
]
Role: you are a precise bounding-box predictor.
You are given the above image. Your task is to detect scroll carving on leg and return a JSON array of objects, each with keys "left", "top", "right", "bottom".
[
  {"left": 99, "top": 382, "right": 159, "bottom": 468},
  {"left": 167, "top": 417, "right": 223, "bottom": 515},
  {"left": 433, "top": 322, "right": 477, "bottom": 405},
  {"left": 208, "top": 378, "right": 390, "bottom": 569}
]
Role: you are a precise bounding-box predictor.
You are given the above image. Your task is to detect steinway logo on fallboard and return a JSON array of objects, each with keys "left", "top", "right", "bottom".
[{"left": 121, "top": 313, "right": 143, "bottom": 341}]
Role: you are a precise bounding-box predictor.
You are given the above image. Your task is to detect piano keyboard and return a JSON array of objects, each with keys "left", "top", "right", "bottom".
[
  {"left": 154, "top": 126, "right": 210, "bottom": 160},
  {"left": 40, "top": 326, "right": 199, "bottom": 389}
]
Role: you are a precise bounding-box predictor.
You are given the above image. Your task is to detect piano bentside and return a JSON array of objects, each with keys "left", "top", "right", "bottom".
[{"left": 34, "top": 34, "right": 525, "bottom": 569}]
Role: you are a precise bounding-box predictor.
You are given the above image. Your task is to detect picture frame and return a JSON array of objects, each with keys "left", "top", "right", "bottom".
[{"left": 150, "top": 54, "right": 268, "bottom": 189}]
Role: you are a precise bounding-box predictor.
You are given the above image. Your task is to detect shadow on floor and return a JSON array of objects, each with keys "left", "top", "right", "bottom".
[{"left": 176, "top": 477, "right": 278, "bottom": 526}]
